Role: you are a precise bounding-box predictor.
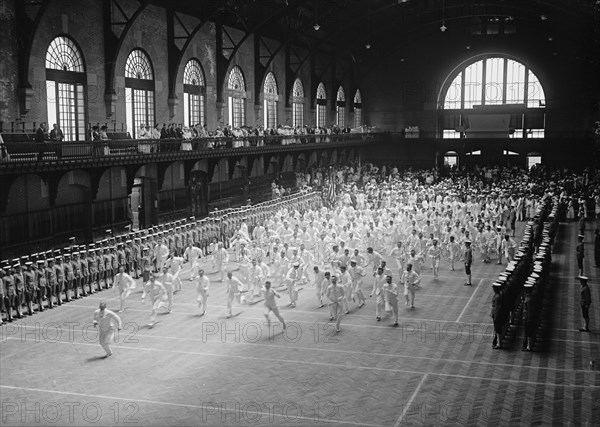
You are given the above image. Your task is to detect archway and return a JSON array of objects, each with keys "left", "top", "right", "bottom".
[
  {"left": 94, "top": 167, "right": 130, "bottom": 232},
  {"left": 444, "top": 151, "right": 458, "bottom": 168},
  {"left": 527, "top": 152, "right": 542, "bottom": 170}
]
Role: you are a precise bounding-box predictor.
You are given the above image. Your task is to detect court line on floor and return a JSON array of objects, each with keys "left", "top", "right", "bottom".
[
  {"left": 25, "top": 303, "right": 598, "bottom": 341},
  {"left": 4, "top": 324, "right": 595, "bottom": 373},
  {"left": 456, "top": 279, "right": 486, "bottom": 323},
  {"left": 394, "top": 374, "right": 429, "bottom": 427},
  {"left": 2, "top": 336, "right": 599, "bottom": 389},
  {"left": 0, "top": 385, "right": 382, "bottom": 427},
  {"left": 53, "top": 301, "right": 473, "bottom": 326},
  {"left": 52, "top": 290, "right": 589, "bottom": 334}
]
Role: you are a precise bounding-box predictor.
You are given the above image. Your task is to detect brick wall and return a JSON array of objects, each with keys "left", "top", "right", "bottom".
[{"left": 0, "top": 0, "right": 19, "bottom": 127}]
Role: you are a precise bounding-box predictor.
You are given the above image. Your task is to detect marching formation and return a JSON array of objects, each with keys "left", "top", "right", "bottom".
[{"left": 0, "top": 164, "right": 597, "bottom": 358}]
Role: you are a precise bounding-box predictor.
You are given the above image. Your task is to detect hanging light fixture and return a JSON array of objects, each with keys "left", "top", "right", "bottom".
[
  {"left": 365, "top": 2, "right": 371, "bottom": 49},
  {"left": 313, "top": 0, "right": 320, "bottom": 30},
  {"left": 440, "top": 0, "right": 447, "bottom": 31}
]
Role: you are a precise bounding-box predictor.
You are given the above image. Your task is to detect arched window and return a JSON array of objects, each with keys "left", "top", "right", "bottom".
[
  {"left": 526, "top": 152, "right": 542, "bottom": 170},
  {"left": 183, "top": 59, "right": 206, "bottom": 128},
  {"left": 45, "top": 36, "right": 86, "bottom": 141},
  {"left": 125, "top": 49, "right": 154, "bottom": 139},
  {"left": 316, "top": 82, "right": 327, "bottom": 128},
  {"left": 227, "top": 66, "right": 246, "bottom": 128},
  {"left": 292, "top": 78, "right": 304, "bottom": 128},
  {"left": 336, "top": 86, "right": 345, "bottom": 128},
  {"left": 440, "top": 55, "right": 546, "bottom": 139},
  {"left": 444, "top": 151, "right": 458, "bottom": 168},
  {"left": 263, "top": 72, "right": 278, "bottom": 129},
  {"left": 353, "top": 89, "right": 362, "bottom": 128}
]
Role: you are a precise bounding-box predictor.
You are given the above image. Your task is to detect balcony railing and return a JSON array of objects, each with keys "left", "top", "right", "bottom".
[{"left": 0, "top": 132, "right": 375, "bottom": 166}]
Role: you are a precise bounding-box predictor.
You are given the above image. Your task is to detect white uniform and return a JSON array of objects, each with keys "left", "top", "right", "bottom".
[{"left": 93, "top": 308, "right": 122, "bottom": 356}]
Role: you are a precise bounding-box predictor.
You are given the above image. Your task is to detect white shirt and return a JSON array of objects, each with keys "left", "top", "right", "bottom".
[{"left": 93, "top": 309, "right": 122, "bottom": 332}]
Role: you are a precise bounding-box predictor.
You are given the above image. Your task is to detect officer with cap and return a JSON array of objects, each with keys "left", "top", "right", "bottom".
[
  {"left": 578, "top": 276, "right": 592, "bottom": 332},
  {"left": 522, "top": 283, "right": 535, "bottom": 351},
  {"left": 491, "top": 281, "right": 504, "bottom": 349}
]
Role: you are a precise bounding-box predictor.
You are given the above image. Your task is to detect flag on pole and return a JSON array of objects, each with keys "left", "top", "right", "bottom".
[{"left": 328, "top": 170, "right": 337, "bottom": 206}]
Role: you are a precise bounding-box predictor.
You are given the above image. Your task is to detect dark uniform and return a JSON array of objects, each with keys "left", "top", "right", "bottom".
[
  {"left": 0, "top": 269, "right": 5, "bottom": 323},
  {"left": 46, "top": 259, "right": 57, "bottom": 308},
  {"left": 23, "top": 262, "right": 37, "bottom": 315},
  {"left": 80, "top": 251, "right": 90, "bottom": 296},
  {"left": 72, "top": 252, "right": 82, "bottom": 298},
  {"left": 522, "top": 283, "right": 535, "bottom": 351},
  {"left": 63, "top": 254, "right": 74, "bottom": 301},
  {"left": 36, "top": 261, "right": 47, "bottom": 311},
  {"left": 4, "top": 267, "right": 18, "bottom": 319},
  {"left": 54, "top": 257, "right": 65, "bottom": 304},
  {"left": 103, "top": 248, "right": 112, "bottom": 288},
  {"left": 125, "top": 241, "right": 134, "bottom": 274}
]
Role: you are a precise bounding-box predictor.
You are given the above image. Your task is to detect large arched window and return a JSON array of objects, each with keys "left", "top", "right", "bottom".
[
  {"left": 316, "top": 82, "right": 327, "bottom": 128},
  {"left": 292, "top": 78, "right": 304, "bottom": 128},
  {"left": 125, "top": 49, "right": 154, "bottom": 139},
  {"left": 353, "top": 89, "right": 362, "bottom": 128},
  {"left": 45, "top": 36, "right": 86, "bottom": 141},
  {"left": 336, "top": 86, "right": 345, "bottom": 128},
  {"left": 183, "top": 59, "right": 206, "bottom": 128},
  {"left": 227, "top": 66, "right": 246, "bottom": 128},
  {"left": 440, "top": 55, "right": 546, "bottom": 139},
  {"left": 263, "top": 72, "right": 278, "bottom": 129}
]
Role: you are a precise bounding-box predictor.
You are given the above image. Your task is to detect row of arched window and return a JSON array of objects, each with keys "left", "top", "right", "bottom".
[{"left": 45, "top": 36, "right": 363, "bottom": 141}]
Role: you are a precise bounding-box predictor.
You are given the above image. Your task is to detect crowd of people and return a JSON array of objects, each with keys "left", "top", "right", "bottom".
[{"left": 0, "top": 162, "right": 598, "bottom": 357}]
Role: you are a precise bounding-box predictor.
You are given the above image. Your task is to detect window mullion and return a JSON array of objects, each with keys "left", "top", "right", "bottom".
[
  {"left": 481, "top": 59, "right": 487, "bottom": 106},
  {"left": 502, "top": 58, "right": 508, "bottom": 105}
]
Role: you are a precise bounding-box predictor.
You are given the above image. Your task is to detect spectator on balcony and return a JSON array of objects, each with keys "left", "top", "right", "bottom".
[
  {"left": 0, "top": 132, "right": 9, "bottom": 163},
  {"left": 167, "top": 123, "right": 177, "bottom": 138},
  {"left": 175, "top": 124, "right": 184, "bottom": 139},
  {"left": 160, "top": 124, "right": 168, "bottom": 139},
  {"left": 50, "top": 124, "right": 64, "bottom": 142},
  {"left": 151, "top": 123, "right": 161, "bottom": 139},
  {"left": 198, "top": 124, "right": 208, "bottom": 138},
  {"left": 36, "top": 122, "right": 47, "bottom": 161},
  {"left": 138, "top": 124, "right": 150, "bottom": 139},
  {"left": 100, "top": 126, "right": 109, "bottom": 141},
  {"left": 91, "top": 125, "right": 101, "bottom": 140}
]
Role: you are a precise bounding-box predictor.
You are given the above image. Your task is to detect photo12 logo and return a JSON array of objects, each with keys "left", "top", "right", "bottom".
[
  {"left": 1, "top": 401, "right": 139, "bottom": 424},
  {"left": 0, "top": 322, "right": 139, "bottom": 344}
]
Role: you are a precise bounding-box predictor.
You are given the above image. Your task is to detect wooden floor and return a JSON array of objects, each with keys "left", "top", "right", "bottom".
[{"left": 1, "top": 220, "right": 599, "bottom": 426}]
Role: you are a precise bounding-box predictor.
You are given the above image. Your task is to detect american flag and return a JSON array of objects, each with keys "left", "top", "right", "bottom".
[{"left": 327, "top": 171, "right": 337, "bottom": 206}]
